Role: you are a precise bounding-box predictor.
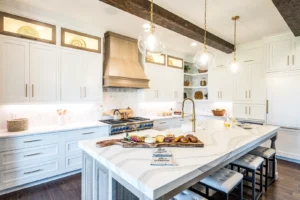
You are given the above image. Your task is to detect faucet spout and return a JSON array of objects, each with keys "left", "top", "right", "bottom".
[{"left": 181, "top": 98, "right": 196, "bottom": 132}]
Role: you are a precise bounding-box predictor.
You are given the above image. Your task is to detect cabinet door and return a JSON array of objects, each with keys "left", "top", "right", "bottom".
[
  {"left": 0, "top": 38, "right": 29, "bottom": 103},
  {"left": 249, "top": 104, "right": 266, "bottom": 121},
  {"left": 249, "top": 63, "right": 266, "bottom": 103},
  {"left": 30, "top": 44, "right": 58, "bottom": 102},
  {"left": 209, "top": 67, "right": 222, "bottom": 101},
  {"left": 83, "top": 53, "right": 102, "bottom": 101},
  {"left": 233, "top": 103, "right": 248, "bottom": 119},
  {"left": 234, "top": 65, "right": 250, "bottom": 101},
  {"left": 269, "top": 39, "right": 293, "bottom": 72},
  {"left": 240, "top": 47, "right": 264, "bottom": 64},
  {"left": 292, "top": 37, "right": 300, "bottom": 70},
  {"left": 61, "top": 49, "right": 84, "bottom": 101}
]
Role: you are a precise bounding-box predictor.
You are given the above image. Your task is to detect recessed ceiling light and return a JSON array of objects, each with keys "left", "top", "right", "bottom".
[
  {"left": 143, "top": 23, "right": 151, "bottom": 29},
  {"left": 191, "top": 42, "right": 198, "bottom": 47}
]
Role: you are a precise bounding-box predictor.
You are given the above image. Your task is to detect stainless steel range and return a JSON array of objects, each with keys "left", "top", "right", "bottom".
[{"left": 100, "top": 117, "right": 154, "bottom": 135}]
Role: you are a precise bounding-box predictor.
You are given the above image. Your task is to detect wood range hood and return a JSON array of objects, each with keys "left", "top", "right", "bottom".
[{"left": 103, "top": 31, "right": 149, "bottom": 88}]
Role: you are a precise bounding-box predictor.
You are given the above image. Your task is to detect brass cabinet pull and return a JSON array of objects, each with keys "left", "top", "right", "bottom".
[
  {"left": 249, "top": 106, "right": 251, "bottom": 115},
  {"left": 293, "top": 55, "right": 295, "bottom": 65},
  {"left": 24, "top": 169, "right": 42, "bottom": 175},
  {"left": 24, "top": 152, "right": 42, "bottom": 157},
  {"left": 244, "top": 60, "right": 254, "bottom": 63},
  {"left": 249, "top": 90, "right": 251, "bottom": 99},
  {"left": 85, "top": 87, "right": 87, "bottom": 97},
  {"left": 25, "top": 84, "right": 28, "bottom": 97},
  {"left": 32, "top": 84, "right": 34, "bottom": 97},
  {"left": 220, "top": 90, "right": 223, "bottom": 99},
  {"left": 266, "top": 100, "right": 269, "bottom": 114},
  {"left": 245, "top": 106, "right": 247, "bottom": 114},
  {"left": 288, "top": 56, "right": 290, "bottom": 66},
  {"left": 24, "top": 139, "right": 42, "bottom": 143},
  {"left": 82, "top": 132, "right": 94, "bottom": 135},
  {"left": 159, "top": 122, "right": 166, "bottom": 124},
  {"left": 245, "top": 90, "right": 248, "bottom": 99}
]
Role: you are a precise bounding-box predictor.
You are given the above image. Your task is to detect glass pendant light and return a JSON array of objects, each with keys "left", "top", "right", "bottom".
[
  {"left": 194, "top": 0, "right": 214, "bottom": 70},
  {"left": 230, "top": 16, "right": 240, "bottom": 73},
  {"left": 138, "top": 0, "right": 165, "bottom": 55}
]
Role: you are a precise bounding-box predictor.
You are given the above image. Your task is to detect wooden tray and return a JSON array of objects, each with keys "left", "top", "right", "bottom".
[{"left": 96, "top": 139, "right": 204, "bottom": 148}]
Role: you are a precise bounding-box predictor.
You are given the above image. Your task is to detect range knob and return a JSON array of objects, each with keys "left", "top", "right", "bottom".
[
  {"left": 138, "top": 124, "right": 143, "bottom": 129},
  {"left": 111, "top": 128, "right": 115, "bottom": 133},
  {"left": 125, "top": 126, "right": 129, "bottom": 130}
]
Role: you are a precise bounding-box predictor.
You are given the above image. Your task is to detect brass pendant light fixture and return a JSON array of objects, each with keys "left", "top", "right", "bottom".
[
  {"left": 138, "top": 0, "right": 165, "bottom": 55},
  {"left": 230, "top": 16, "right": 240, "bottom": 73},
  {"left": 194, "top": 0, "right": 214, "bottom": 70}
]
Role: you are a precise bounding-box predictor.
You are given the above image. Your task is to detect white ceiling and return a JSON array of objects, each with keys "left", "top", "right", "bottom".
[{"left": 1, "top": 0, "right": 290, "bottom": 57}]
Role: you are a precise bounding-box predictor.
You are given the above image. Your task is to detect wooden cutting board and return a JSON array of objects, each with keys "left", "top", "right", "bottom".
[{"left": 96, "top": 139, "right": 204, "bottom": 148}]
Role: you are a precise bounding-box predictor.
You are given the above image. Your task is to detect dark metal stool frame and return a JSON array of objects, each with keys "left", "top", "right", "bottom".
[
  {"left": 230, "top": 162, "right": 263, "bottom": 200},
  {"left": 253, "top": 153, "right": 276, "bottom": 192},
  {"left": 189, "top": 179, "right": 243, "bottom": 200}
]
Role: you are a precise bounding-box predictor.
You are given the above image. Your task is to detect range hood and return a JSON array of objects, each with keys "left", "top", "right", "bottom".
[{"left": 103, "top": 32, "right": 149, "bottom": 88}]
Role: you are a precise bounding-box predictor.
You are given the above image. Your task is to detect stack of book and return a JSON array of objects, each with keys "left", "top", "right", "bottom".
[{"left": 151, "top": 148, "right": 177, "bottom": 166}]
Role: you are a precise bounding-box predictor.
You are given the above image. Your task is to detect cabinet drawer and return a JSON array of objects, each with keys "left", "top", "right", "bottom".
[
  {"left": 65, "top": 140, "right": 81, "bottom": 155},
  {"left": 0, "top": 133, "right": 59, "bottom": 152},
  {"left": 154, "top": 119, "right": 173, "bottom": 127},
  {"left": 0, "top": 159, "right": 59, "bottom": 189},
  {"left": 0, "top": 144, "right": 59, "bottom": 168},
  {"left": 65, "top": 155, "right": 82, "bottom": 172},
  {"left": 64, "top": 127, "right": 108, "bottom": 140}
]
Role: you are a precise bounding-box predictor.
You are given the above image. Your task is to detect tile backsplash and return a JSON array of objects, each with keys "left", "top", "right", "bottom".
[{"left": 0, "top": 88, "right": 232, "bottom": 129}]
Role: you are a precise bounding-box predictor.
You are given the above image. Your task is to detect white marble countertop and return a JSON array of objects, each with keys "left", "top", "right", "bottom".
[
  {"left": 79, "top": 120, "right": 279, "bottom": 199},
  {"left": 0, "top": 121, "right": 109, "bottom": 138}
]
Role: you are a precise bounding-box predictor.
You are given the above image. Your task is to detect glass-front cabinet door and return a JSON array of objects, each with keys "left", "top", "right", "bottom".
[
  {"left": 61, "top": 28, "right": 101, "bottom": 53},
  {"left": 0, "top": 11, "right": 56, "bottom": 44}
]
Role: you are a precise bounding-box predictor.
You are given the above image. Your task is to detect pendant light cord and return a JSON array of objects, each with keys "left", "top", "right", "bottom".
[
  {"left": 150, "top": 0, "right": 155, "bottom": 31},
  {"left": 204, "top": 0, "right": 207, "bottom": 51},
  {"left": 234, "top": 17, "right": 237, "bottom": 61}
]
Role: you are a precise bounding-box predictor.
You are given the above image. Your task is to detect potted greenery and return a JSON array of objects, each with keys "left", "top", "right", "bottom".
[
  {"left": 184, "top": 64, "right": 191, "bottom": 73},
  {"left": 204, "top": 93, "right": 208, "bottom": 100}
]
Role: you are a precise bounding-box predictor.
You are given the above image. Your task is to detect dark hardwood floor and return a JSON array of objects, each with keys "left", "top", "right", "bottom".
[{"left": 1, "top": 159, "right": 299, "bottom": 200}]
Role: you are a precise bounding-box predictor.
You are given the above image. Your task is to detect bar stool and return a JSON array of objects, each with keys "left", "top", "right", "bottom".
[
  {"left": 193, "top": 168, "right": 243, "bottom": 200},
  {"left": 231, "top": 154, "right": 264, "bottom": 200},
  {"left": 250, "top": 146, "right": 276, "bottom": 191},
  {"left": 171, "top": 189, "right": 206, "bottom": 200}
]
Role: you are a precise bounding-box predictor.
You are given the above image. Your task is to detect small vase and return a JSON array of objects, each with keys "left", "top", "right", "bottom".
[{"left": 58, "top": 116, "right": 66, "bottom": 126}]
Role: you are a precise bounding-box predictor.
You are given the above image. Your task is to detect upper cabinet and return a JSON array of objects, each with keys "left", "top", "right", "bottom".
[
  {"left": 61, "top": 49, "right": 102, "bottom": 102},
  {"left": 0, "top": 11, "right": 56, "bottom": 44},
  {"left": 209, "top": 66, "right": 233, "bottom": 102},
  {"left": 0, "top": 37, "right": 58, "bottom": 103},
  {"left": 0, "top": 38, "right": 29, "bottom": 103},
  {"left": 61, "top": 28, "right": 101, "bottom": 53},
  {"left": 266, "top": 35, "right": 300, "bottom": 72},
  {"left": 268, "top": 39, "right": 293, "bottom": 72},
  {"left": 234, "top": 46, "right": 266, "bottom": 104},
  {"left": 139, "top": 61, "right": 183, "bottom": 102}
]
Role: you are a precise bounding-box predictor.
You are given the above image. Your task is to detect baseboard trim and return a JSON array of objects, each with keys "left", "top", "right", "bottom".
[
  {"left": 277, "top": 155, "right": 300, "bottom": 164},
  {"left": 0, "top": 170, "right": 81, "bottom": 196}
]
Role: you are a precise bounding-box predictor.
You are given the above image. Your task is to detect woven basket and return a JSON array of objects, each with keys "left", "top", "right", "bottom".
[
  {"left": 7, "top": 118, "right": 29, "bottom": 132},
  {"left": 198, "top": 69, "right": 208, "bottom": 73},
  {"left": 211, "top": 110, "right": 226, "bottom": 116}
]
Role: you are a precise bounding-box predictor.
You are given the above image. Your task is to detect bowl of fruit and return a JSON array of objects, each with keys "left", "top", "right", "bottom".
[{"left": 212, "top": 108, "right": 226, "bottom": 116}]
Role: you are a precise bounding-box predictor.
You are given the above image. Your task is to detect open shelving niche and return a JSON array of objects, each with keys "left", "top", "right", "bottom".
[{"left": 184, "top": 61, "right": 209, "bottom": 102}]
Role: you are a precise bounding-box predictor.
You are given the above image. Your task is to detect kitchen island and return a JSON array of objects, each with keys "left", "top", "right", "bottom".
[{"left": 79, "top": 120, "right": 279, "bottom": 200}]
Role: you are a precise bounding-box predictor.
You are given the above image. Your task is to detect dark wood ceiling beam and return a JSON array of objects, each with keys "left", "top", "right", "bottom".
[
  {"left": 272, "top": 0, "right": 300, "bottom": 36},
  {"left": 99, "top": 0, "right": 234, "bottom": 53}
]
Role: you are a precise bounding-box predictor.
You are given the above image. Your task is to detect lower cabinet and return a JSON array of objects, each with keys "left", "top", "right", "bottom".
[
  {"left": 233, "top": 103, "right": 266, "bottom": 121},
  {"left": 0, "top": 126, "right": 108, "bottom": 192},
  {"left": 153, "top": 117, "right": 192, "bottom": 130}
]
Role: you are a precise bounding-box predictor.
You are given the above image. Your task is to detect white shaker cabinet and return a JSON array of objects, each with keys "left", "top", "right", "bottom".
[
  {"left": 61, "top": 49, "right": 84, "bottom": 101},
  {"left": 83, "top": 53, "right": 102, "bottom": 101},
  {"left": 209, "top": 66, "right": 233, "bottom": 102},
  {"left": 140, "top": 63, "right": 183, "bottom": 102},
  {"left": 234, "top": 64, "right": 250, "bottom": 101},
  {"left": 0, "top": 38, "right": 29, "bottom": 103},
  {"left": 233, "top": 103, "right": 265, "bottom": 121},
  {"left": 30, "top": 44, "right": 58, "bottom": 102},
  {"left": 61, "top": 49, "right": 102, "bottom": 102},
  {"left": 268, "top": 39, "right": 293, "bottom": 72}
]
